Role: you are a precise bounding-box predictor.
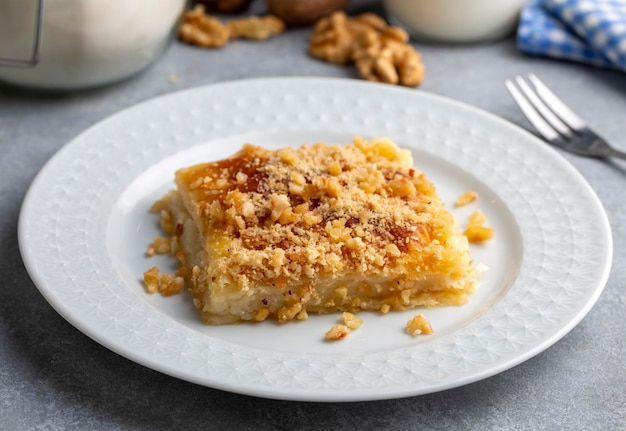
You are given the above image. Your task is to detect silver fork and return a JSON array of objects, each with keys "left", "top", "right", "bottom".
[{"left": 505, "top": 73, "right": 626, "bottom": 160}]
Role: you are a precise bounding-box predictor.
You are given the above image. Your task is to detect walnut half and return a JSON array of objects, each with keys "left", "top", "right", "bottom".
[
  {"left": 179, "top": 5, "right": 285, "bottom": 48},
  {"left": 309, "top": 11, "right": 425, "bottom": 87}
]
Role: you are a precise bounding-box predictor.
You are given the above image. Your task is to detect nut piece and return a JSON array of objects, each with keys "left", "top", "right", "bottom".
[
  {"left": 179, "top": 5, "right": 230, "bottom": 48},
  {"left": 277, "top": 302, "right": 303, "bottom": 322},
  {"left": 405, "top": 313, "right": 433, "bottom": 336},
  {"left": 468, "top": 209, "right": 487, "bottom": 226},
  {"left": 142, "top": 267, "right": 185, "bottom": 296},
  {"left": 309, "top": 11, "right": 425, "bottom": 87},
  {"left": 227, "top": 15, "right": 286, "bottom": 40},
  {"left": 363, "top": 48, "right": 399, "bottom": 85},
  {"left": 254, "top": 307, "right": 270, "bottom": 321},
  {"left": 159, "top": 274, "right": 185, "bottom": 296},
  {"left": 143, "top": 267, "right": 161, "bottom": 294},
  {"left": 341, "top": 312, "right": 363, "bottom": 330},
  {"left": 179, "top": 5, "right": 285, "bottom": 48},
  {"left": 152, "top": 236, "right": 171, "bottom": 254},
  {"left": 325, "top": 324, "right": 350, "bottom": 340},
  {"left": 325, "top": 312, "right": 363, "bottom": 340},
  {"left": 456, "top": 190, "right": 478, "bottom": 207},
  {"left": 464, "top": 209, "right": 495, "bottom": 243},
  {"left": 393, "top": 44, "right": 425, "bottom": 87},
  {"left": 465, "top": 225, "right": 495, "bottom": 243},
  {"left": 308, "top": 11, "right": 355, "bottom": 65}
]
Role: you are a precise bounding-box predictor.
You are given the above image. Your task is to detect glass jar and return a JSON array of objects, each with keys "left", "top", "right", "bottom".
[{"left": 0, "top": 0, "right": 187, "bottom": 90}]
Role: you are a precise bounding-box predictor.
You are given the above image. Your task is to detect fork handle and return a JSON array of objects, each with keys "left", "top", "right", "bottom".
[
  {"left": 578, "top": 130, "right": 626, "bottom": 161},
  {"left": 604, "top": 147, "right": 626, "bottom": 160}
]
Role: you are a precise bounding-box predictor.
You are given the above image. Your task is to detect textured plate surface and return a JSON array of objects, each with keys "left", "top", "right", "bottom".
[{"left": 18, "top": 78, "right": 612, "bottom": 402}]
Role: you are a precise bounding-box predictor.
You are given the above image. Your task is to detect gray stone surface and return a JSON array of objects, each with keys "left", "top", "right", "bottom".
[{"left": 1, "top": 1, "right": 625, "bottom": 429}]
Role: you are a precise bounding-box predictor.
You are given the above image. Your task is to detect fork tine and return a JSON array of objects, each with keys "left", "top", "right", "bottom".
[
  {"left": 528, "top": 73, "right": 587, "bottom": 132},
  {"left": 514, "top": 76, "right": 573, "bottom": 137},
  {"left": 507, "top": 74, "right": 626, "bottom": 160},
  {"left": 505, "top": 79, "right": 560, "bottom": 142}
]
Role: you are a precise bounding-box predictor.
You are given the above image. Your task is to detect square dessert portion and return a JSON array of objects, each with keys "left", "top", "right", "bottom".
[{"left": 152, "top": 136, "right": 475, "bottom": 325}]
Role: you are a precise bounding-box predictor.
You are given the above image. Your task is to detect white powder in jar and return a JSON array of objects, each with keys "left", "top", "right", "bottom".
[{"left": 0, "top": 0, "right": 187, "bottom": 89}]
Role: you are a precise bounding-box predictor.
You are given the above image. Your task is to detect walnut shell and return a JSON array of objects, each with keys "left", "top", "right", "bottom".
[
  {"left": 196, "top": 0, "right": 254, "bottom": 13},
  {"left": 266, "top": 0, "right": 350, "bottom": 26}
]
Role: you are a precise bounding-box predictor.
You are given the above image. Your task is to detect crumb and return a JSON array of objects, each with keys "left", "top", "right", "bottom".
[
  {"left": 464, "top": 209, "right": 495, "bottom": 243},
  {"left": 405, "top": 313, "right": 433, "bottom": 336},
  {"left": 468, "top": 209, "right": 487, "bottom": 225},
  {"left": 143, "top": 266, "right": 160, "bottom": 294},
  {"left": 324, "top": 312, "right": 362, "bottom": 341},
  {"left": 159, "top": 274, "right": 185, "bottom": 296},
  {"left": 142, "top": 266, "right": 184, "bottom": 296},
  {"left": 455, "top": 190, "right": 478, "bottom": 207},
  {"left": 325, "top": 324, "right": 350, "bottom": 340},
  {"left": 341, "top": 312, "right": 363, "bottom": 330}
]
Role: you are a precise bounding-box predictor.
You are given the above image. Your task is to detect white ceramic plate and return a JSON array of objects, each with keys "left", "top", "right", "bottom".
[{"left": 18, "top": 78, "right": 612, "bottom": 402}]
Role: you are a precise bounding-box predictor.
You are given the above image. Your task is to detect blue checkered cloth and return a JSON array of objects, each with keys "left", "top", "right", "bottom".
[{"left": 518, "top": 0, "right": 626, "bottom": 70}]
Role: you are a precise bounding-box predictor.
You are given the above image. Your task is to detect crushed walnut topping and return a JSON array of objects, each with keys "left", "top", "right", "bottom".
[{"left": 174, "top": 136, "right": 455, "bottom": 287}]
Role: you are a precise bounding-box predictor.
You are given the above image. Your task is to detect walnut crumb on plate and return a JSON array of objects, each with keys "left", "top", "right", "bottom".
[
  {"left": 405, "top": 313, "right": 433, "bottom": 336},
  {"left": 325, "top": 311, "right": 364, "bottom": 340},
  {"left": 455, "top": 190, "right": 478, "bottom": 207},
  {"left": 325, "top": 324, "right": 350, "bottom": 340}
]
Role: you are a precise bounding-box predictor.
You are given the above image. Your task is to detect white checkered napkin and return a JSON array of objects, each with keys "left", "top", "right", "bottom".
[
  {"left": 517, "top": 0, "right": 614, "bottom": 67},
  {"left": 544, "top": 0, "right": 626, "bottom": 69}
]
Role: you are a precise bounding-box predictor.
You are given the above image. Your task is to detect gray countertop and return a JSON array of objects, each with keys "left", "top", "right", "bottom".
[{"left": 1, "top": 1, "right": 625, "bottom": 429}]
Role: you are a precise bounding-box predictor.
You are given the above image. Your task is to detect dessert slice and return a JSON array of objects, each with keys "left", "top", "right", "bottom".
[{"left": 153, "top": 136, "right": 475, "bottom": 325}]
